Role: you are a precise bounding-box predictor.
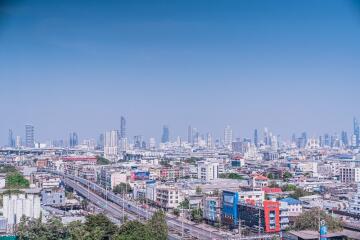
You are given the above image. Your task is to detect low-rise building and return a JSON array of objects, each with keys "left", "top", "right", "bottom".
[
  {"left": 280, "top": 197, "right": 302, "bottom": 217},
  {"left": 2, "top": 188, "right": 41, "bottom": 227},
  {"left": 156, "top": 185, "right": 183, "bottom": 209}
]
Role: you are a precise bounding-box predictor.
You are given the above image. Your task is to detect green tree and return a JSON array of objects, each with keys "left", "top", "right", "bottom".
[
  {"left": 147, "top": 210, "right": 168, "bottom": 240},
  {"left": 113, "top": 183, "right": 132, "bottom": 194},
  {"left": 267, "top": 173, "right": 274, "bottom": 179},
  {"left": 116, "top": 221, "right": 152, "bottom": 240},
  {"left": 283, "top": 171, "right": 293, "bottom": 181},
  {"left": 219, "top": 173, "right": 243, "bottom": 180},
  {"left": 96, "top": 156, "right": 111, "bottom": 165},
  {"left": 195, "top": 186, "right": 202, "bottom": 194},
  {"left": 281, "top": 184, "right": 297, "bottom": 192},
  {"left": 0, "top": 165, "right": 17, "bottom": 173},
  {"left": 292, "top": 208, "right": 342, "bottom": 232},
  {"left": 179, "top": 199, "right": 190, "bottom": 209},
  {"left": 6, "top": 171, "right": 30, "bottom": 189},
  {"left": 191, "top": 208, "right": 203, "bottom": 223},
  {"left": 83, "top": 213, "right": 119, "bottom": 239},
  {"left": 173, "top": 208, "right": 180, "bottom": 216}
]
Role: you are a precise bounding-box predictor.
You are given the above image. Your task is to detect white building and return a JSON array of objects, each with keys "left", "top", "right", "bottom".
[
  {"left": 156, "top": 185, "right": 183, "bottom": 209},
  {"left": 99, "top": 167, "right": 127, "bottom": 190},
  {"left": 280, "top": 197, "right": 302, "bottom": 217},
  {"left": 224, "top": 125, "right": 233, "bottom": 149},
  {"left": 349, "top": 183, "right": 360, "bottom": 214},
  {"left": 197, "top": 161, "right": 219, "bottom": 181},
  {"left": 238, "top": 190, "right": 265, "bottom": 203},
  {"left": 340, "top": 167, "right": 360, "bottom": 183},
  {"left": 104, "top": 130, "right": 119, "bottom": 161},
  {"left": 2, "top": 188, "right": 41, "bottom": 226}
]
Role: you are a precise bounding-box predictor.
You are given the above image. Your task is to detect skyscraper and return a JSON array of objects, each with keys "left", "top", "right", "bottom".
[
  {"left": 341, "top": 131, "right": 349, "bottom": 147},
  {"left": 187, "top": 125, "right": 193, "bottom": 144},
  {"left": 161, "top": 125, "right": 170, "bottom": 143},
  {"left": 69, "top": 132, "right": 79, "bottom": 148},
  {"left": 206, "top": 132, "right": 213, "bottom": 149},
  {"left": 354, "top": 117, "right": 360, "bottom": 147},
  {"left": 224, "top": 125, "right": 233, "bottom": 148},
  {"left": 253, "top": 129, "right": 258, "bottom": 147},
  {"left": 8, "top": 129, "right": 15, "bottom": 148},
  {"left": 120, "top": 116, "right": 126, "bottom": 139},
  {"left": 25, "top": 124, "right": 34, "bottom": 148}
]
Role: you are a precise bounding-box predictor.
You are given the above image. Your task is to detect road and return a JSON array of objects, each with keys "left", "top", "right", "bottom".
[{"left": 45, "top": 169, "right": 228, "bottom": 240}]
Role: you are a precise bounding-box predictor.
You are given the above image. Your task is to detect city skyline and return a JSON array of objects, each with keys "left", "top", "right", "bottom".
[
  {"left": 3, "top": 116, "right": 360, "bottom": 147},
  {"left": 1, "top": 0, "right": 360, "bottom": 144}
]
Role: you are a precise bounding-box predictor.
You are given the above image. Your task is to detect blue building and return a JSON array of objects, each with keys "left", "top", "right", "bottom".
[{"left": 222, "top": 191, "right": 239, "bottom": 228}]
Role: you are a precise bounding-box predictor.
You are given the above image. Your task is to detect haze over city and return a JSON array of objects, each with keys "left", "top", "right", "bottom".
[{"left": 1, "top": 0, "right": 360, "bottom": 143}]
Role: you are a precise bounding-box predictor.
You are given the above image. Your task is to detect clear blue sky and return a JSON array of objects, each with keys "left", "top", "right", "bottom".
[{"left": 1, "top": 0, "right": 360, "bottom": 144}]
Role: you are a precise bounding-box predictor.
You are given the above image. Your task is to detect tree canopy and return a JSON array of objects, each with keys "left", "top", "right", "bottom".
[
  {"left": 16, "top": 211, "right": 168, "bottom": 240},
  {"left": 96, "top": 156, "right": 111, "bottom": 165},
  {"left": 292, "top": 208, "right": 342, "bottom": 232},
  {"left": 219, "top": 173, "right": 244, "bottom": 180},
  {"left": 6, "top": 171, "right": 30, "bottom": 189},
  {"left": 113, "top": 183, "right": 132, "bottom": 194}
]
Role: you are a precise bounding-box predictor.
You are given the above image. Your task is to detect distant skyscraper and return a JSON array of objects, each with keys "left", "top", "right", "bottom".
[
  {"left": 134, "top": 135, "right": 143, "bottom": 149},
  {"left": 224, "top": 125, "right": 233, "bottom": 148},
  {"left": 187, "top": 125, "right": 193, "bottom": 144},
  {"left": 253, "top": 129, "right": 258, "bottom": 147},
  {"left": 8, "top": 129, "right": 15, "bottom": 148},
  {"left": 354, "top": 117, "right": 360, "bottom": 147},
  {"left": 69, "top": 132, "right": 79, "bottom": 148},
  {"left": 149, "top": 137, "right": 156, "bottom": 149},
  {"left": 98, "top": 133, "right": 104, "bottom": 149},
  {"left": 161, "top": 125, "right": 170, "bottom": 143},
  {"left": 264, "top": 128, "right": 269, "bottom": 145},
  {"left": 120, "top": 116, "right": 126, "bottom": 139},
  {"left": 206, "top": 133, "right": 213, "bottom": 149},
  {"left": 25, "top": 124, "right": 34, "bottom": 148},
  {"left": 324, "top": 133, "right": 330, "bottom": 147},
  {"left": 16, "top": 136, "right": 22, "bottom": 148},
  {"left": 341, "top": 131, "right": 349, "bottom": 147}
]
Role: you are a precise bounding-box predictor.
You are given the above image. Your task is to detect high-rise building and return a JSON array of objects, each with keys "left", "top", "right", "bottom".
[
  {"left": 206, "top": 133, "right": 213, "bottom": 149},
  {"left": 341, "top": 131, "right": 349, "bottom": 147},
  {"left": 254, "top": 129, "right": 258, "bottom": 147},
  {"left": 161, "top": 125, "right": 170, "bottom": 143},
  {"left": 8, "top": 129, "right": 15, "bottom": 148},
  {"left": 104, "top": 130, "right": 119, "bottom": 161},
  {"left": 120, "top": 116, "right": 126, "bottom": 139},
  {"left": 224, "top": 125, "right": 233, "bottom": 149},
  {"left": 354, "top": 117, "right": 360, "bottom": 147},
  {"left": 149, "top": 137, "right": 156, "bottom": 149},
  {"left": 25, "top": 124, "right": 35, "bottom": 148},
  {"left": 16, "top": 136, "right": 22, "bottom": 148},
  {"left": 134, "top": 135, "right": 143, "bottom": 149},
  {"left": 98, "top": 133, "right": 104, "bottom": 149},
  {"left": 187, "top": 125, "right": 193, "bottom": 144},
  {"left": 69, "top": 132, "right": 79, "bottom": 148}
]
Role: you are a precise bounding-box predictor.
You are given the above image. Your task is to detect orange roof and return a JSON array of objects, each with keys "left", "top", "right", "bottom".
[{"left": 254, "top": 175, "right": 268, "bottom": 181}]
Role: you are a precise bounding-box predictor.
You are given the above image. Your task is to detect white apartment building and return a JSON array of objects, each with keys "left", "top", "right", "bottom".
[
  {"left": 99, "top": 167, "right": 127, "bottom": 190},
  {"left": 104, "top": 130, "right": 119, "bottom": 161},
  {"left": 238, "top": 190, "right": 265, "bottom": 203},
  {"left": 197, "top": 161, "right": 219, "bottom": 181},
  {"left": 340, "top": 167, "right": 360, "bottom": 183},
  {"left": 156, "top": 185, "right": 183, "bottom": 209},
  {"left": 2, "top": 188, "right": 41, "bottom": 226}
]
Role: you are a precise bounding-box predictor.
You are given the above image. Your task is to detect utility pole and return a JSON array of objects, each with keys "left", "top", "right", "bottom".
[{"left": 238, "top": 219, "right": 242, "bottom": 239}]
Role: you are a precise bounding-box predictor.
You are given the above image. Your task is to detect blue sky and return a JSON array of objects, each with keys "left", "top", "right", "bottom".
[{"left": 1, "top": 0, "right": 360, "bottom": 144}]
